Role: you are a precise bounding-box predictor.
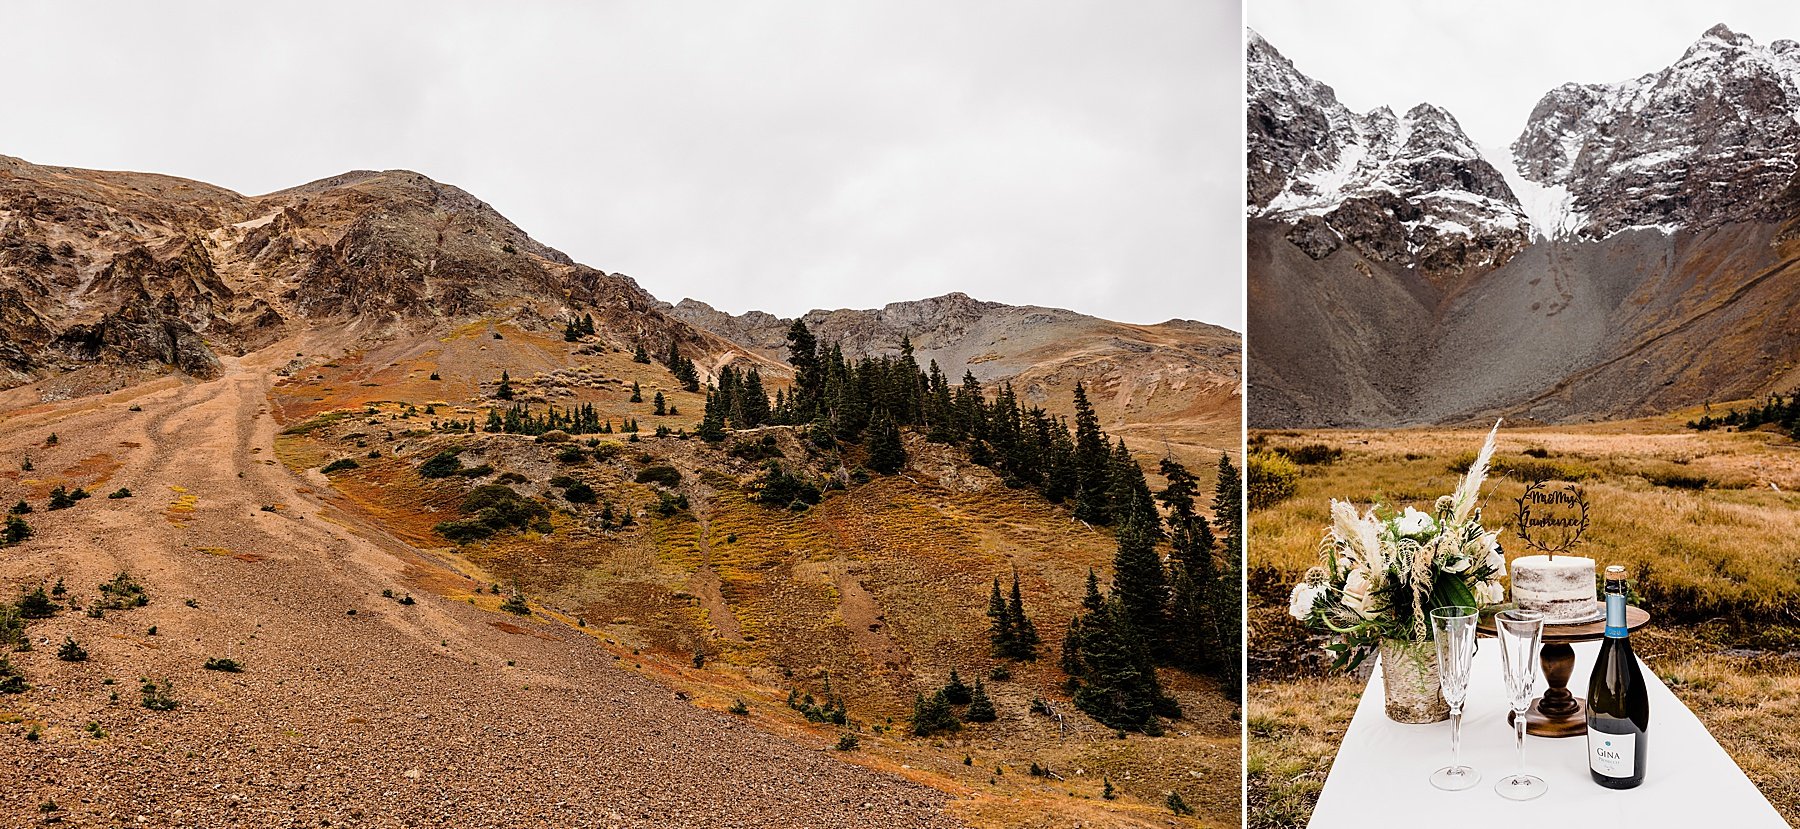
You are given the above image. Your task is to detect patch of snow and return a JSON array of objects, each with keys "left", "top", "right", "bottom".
[{"left": 1486, "top": 143, "right": 1584, "bottom": 241}]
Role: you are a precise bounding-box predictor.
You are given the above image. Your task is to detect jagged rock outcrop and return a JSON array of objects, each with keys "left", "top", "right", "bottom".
[
  {"left": 1512, "top": 24, "right": 1800, "bottom": 240},
  {"left": 1246, "top": 30, "right": 1531, "bottom": 276},
  {"left": 51, "top": 299, "right": 223, "bottom": 378},
  {"left": 0, "top": 155, "right": 749, "bottom": 390}
]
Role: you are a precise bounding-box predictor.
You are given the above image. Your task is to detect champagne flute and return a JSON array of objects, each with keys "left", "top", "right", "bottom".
[
  {"left": 1428, "top": 605, "right": 1479, "bottom": 790},
  {"left": 1495, "top": 609, "right": 1547, "bottom": 801}
]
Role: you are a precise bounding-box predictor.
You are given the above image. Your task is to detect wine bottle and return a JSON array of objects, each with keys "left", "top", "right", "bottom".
[{"left": 1587, "top": 564, "right": 1648, "bottom": 788}]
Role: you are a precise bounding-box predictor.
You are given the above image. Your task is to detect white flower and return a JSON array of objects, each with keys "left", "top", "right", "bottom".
[
  {"left": 1483, "top": 534, "right": 1505, "bottom": 576},
  {"left": 1341, "top": 568, "right": 1373, "bottom": 614},
  {"left": 1397, "top": 506, "right": 1436, "bottom": 537},
  {"left": 1288, "top": 582, "right": 1325, "bottom": 620},
  {"left": 1475, "top": 580, "right": 1507, "bottom": 606},
  {"left": 1442, "top": 553, "right": 1472, "bottom": 574}
]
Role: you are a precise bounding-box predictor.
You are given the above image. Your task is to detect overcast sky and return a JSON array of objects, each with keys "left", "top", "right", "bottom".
[
  {"left": 1248, "top": 0, "right": 1799, "bottom": 152},
  {"left": 1, "top": 1, "right": 1240, "bottom": 327}
]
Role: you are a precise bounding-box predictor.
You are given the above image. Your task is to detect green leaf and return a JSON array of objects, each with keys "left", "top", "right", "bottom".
[{"left": 1431, "top": 573, "right": 1477, "bottom": 613}]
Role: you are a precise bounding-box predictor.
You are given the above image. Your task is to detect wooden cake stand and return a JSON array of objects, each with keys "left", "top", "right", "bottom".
[{"left": 1478, "top": 605, "right": 1650, "bottom": 738}]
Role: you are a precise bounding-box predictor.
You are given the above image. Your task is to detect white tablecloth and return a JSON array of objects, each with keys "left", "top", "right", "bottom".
[{"left": 1309, "top": 639, "right": 1788, "bottom": 827}]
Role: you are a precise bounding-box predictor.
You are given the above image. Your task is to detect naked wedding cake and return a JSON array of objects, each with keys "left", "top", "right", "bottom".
[{"left": 1510, "top": 554, "right": 1599, "bottom": 623}]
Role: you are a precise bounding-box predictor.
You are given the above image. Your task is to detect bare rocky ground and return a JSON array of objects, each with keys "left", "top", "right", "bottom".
[{"left": 0, "top": 334, "right": 962, "bottom": 828}]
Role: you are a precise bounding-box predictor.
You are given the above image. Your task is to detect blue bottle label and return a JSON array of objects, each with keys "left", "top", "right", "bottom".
[{"left": 1604, "top": 592, "right": 1627, "bottom": 638}]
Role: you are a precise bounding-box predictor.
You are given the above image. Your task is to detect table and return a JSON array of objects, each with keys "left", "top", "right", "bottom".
[{"left": 1308, "top": 639, "right": 1787, "bottom": 827}]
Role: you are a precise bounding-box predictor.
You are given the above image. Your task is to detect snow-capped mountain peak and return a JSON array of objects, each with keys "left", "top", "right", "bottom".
[
  {"left": 1246, "top": 29, "right": 1531, "bottom": 274},
  {"left": 1511, "top": 24, "right": 1800, "bottom": 240}
]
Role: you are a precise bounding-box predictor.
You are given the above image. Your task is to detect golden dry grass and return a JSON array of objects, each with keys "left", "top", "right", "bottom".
[{"left": 1247, "top": 409, "right": 1800, "bottom": 827}]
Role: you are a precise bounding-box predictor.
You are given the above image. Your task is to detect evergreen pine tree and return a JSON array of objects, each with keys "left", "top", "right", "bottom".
[
  {"left": 924, "top": 361, "right": 955, "bottom": 442},
  {"left": 943, "top": 670, "right": 971, "bottom": 704},
  {"left": 910, "top": 689, "right": 960, "bottom": 736},
  {"left": 630, "top": 381, "right": 643, "bottom": 403},
  {"left": 1107, "top": 439, "right": 1161, "bottom": 536},
  {"left": 653, "top": 391, "right": 666, "bottom": 416},
  {"left": 964, "top": 678, "right": 997, "bottom": 722},
  {"left": 697, "top": 387, "right": 727, "bottom": 443},
  {"left": 1069, "top": 597, "right": 1174, "bottom": 733},
  {"left": 866, "top": 411, "right": 906, "bottom": 474},
  {"left": 1212, "top": 453, "right": 1243, "bottom": 557},
  {"left": 741, "top": 369, "right": 770, "bottom": 427},
  {"left": 1167, "top": 560, "right": 1209, "bottom": 672},
  {"left": 496, "top": 371, "right": 514, "bottom": 401},
  {"left": 633, "top": 343, "right": 651, "bottom": 363},
  {"left": 1207, "top": 452, "right": 1245, "bottom": 695},
  {"left": 581, "top": 313, "right": 596, "bottom": 336},
  {"left": 1070, "top": 383, "right": 1111, "bottom": 525},
  {"left": 987, "top": 577, "right": 1014, "bottom": 656},
  {"left": 1005, "top": 570, "right": 1039, "bottom": 660},
  {"left": 786, "top": 320, "right": 823, "bottom": 420},
  {"left": 2, "top": 515, "right": 30, "bottom": 546},
  {"left": 1110, "top": 510, "right": 1169, "bottom": 650}
]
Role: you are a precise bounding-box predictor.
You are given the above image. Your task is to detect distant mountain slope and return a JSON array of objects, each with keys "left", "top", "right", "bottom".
[
  {"left": 1, "top": 155, "right": 1236, "bottom": 463},
  {"left": 1247, "top": 25, "right": 1800, "bottom": 428},
  {"left": 668, "top": 293, "right": 1243, "bottom": 465},
  {"left": 0, "top": 155, "right": 763, "bottom": 392}
]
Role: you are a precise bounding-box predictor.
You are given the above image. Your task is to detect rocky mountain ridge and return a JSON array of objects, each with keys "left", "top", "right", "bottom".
[
  {"left": 0, "top": 155, "right": 766, "bottom": 391},
  {"left": 1247, "top": 24, "right": 1800, "bottom": 427},
  {"left": 1245, "top": 31, "right": 1532, "bottom": 277},
  {"left": 1, "top": 153, "right": 1241, "bottom": 460},
  {"left": 669, "top": 293, "right": 1244, "bottom": 463},
  {"left": 1511, "top": 23, "right": 1800, "bottom": 240}
]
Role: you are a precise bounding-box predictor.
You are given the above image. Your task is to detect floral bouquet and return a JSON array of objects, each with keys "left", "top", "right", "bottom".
[{"left": 1288, "top": 422, "right": 1508, "bottom": 675}]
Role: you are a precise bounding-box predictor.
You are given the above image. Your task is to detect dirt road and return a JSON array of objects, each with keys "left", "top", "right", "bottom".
[{"left": 0, "top": 339, "right": 960, "bottom": 828}]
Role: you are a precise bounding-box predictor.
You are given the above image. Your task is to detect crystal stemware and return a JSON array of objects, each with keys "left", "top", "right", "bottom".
[
  {"left": 1495, "top": 608, "right": 1547, "bottom": 801},
  {"left": 1429, "top": 605, "right": 1480, "bottom": 790}
]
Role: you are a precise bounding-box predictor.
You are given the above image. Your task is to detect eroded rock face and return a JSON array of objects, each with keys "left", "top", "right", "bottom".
[
  {"left": 1246, "top": 31, "right": 1531, "bottom": 275},
  {"left": 0, "top": 154, "right": 741, "bottom": 390},
  {"left": 1511, "top": 24, "right": 1800, "bottom": 239},
  {"left": 52, "top": 299, "right": 223, "bottom": 379}
]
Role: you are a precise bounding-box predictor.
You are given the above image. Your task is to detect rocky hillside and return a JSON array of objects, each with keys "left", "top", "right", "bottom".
[
  {"left": 668, "top": 293, "right": 1243, "bottom": 466},
  {"left": 0, "top": 154, "right": 1244, "bottom": 825},
  {"left": 1247, "top": 25, "right": 1800, "bottom": 427},
  {"left": 0, "top": 155, "right": 762, "bottom": 393},
  {"left": 1, "top": 154, "right": 1237, "bottom": 462}
]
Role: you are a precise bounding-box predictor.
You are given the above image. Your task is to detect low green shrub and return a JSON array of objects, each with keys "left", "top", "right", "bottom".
[
  {"left": 634, "top": 464, "right": 682, "bottom": 487},
  {"left": 563, "top": 482, "right": 597, "bottom": 504},
  {"left": 434, "top": 485, "right": 552, "bottom": 543},
  {"left": 96, "top": 573, "right": 149, "bottom": 610},
  {"left": 140, "top": 678, "right": 178, "bottom": 710},
  {"left": 0, "top": 656, "right": 26, "bottom": 694},
  {"left": 1247, "top": 451, "right": 1300, "bottom": 510},
  {"left": 418, "top": 449, "right": 464, "bottom": 478}
]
